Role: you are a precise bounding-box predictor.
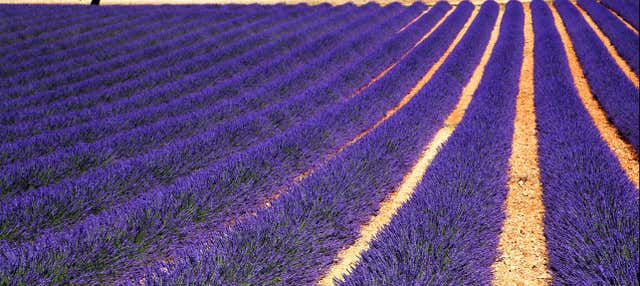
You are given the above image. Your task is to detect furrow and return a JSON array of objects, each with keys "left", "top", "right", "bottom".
[{"left": 493, "top": 3, "right": 551, "bottom": 285}]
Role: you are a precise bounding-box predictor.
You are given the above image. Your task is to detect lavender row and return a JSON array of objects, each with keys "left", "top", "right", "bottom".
[
  {"left": 0, "top": 5, "right": 228, "bottom": 64},
  {"left": 0, "top": 5, "right": 88, "bottom": 30},
  {"left": 0, "top": 7, "right": 106, "bottom": 48},
  {"left": 0, "top": 3, "right": 456, "bottom": 284},
  {"left": 1, "top": 14, "right": 195, "bottom": 88},
  {"left": 554, "top": 0, "right": 639, "bottom": 152},
  {"left": 0, "top": 9, "right": 271, "bottom": 114},
  {"left": 342, "top": 3, "right": 522, "bottom": 284},
  {"left": 0, "top": 4, "right": 392, "bottom": 207},
  {"left": 0, "top": 5, "right": 289, "bottom": 101},
  {"left": 0, "top": 5, "right": 328, "bottom": 128},
  {"left": 531, "top": 1, "right": 638, "bottom": 284},
  {"left": 600, "top": 0, "right": 639, "bottom": 29},
  {"left": 0, "top": 10, "right": 151, "bottom": 66},
  {"left": 0, "top": 8, "right": 239, "bottom": 90},
  {"left": 1, "top": 13, "right": 187, "bottom": 87},
  {"left": 143, "top": 3, "right": 492, "bottom": 284},
  {"left": 0, "top": 4, "right": 397, "bottom": 242},
  {"left": 0, "top": 5, "right": 218, "bottom": 37},
  {"left": 0, "top": 5, "right": 253, "bottom": 85},
  {"left": 0, "top": 7, "right": 283, "bottom": 115},
  {"left": 0, "top": 5, "right": 344, "bottom": 163},
  {"left": 0, "top": 12, "right": 101, "bottom": 48},
  {"left": 0, "top": 4, "right": 197, "bottom": 30},
  {"left": 576, "top": 0, "right": 638, "bottom": 75}
]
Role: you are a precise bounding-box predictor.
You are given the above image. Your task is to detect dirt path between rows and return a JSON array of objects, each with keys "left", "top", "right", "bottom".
[
  {"left": 316, "top": 6, "right": 502, "bottom": 285},
  {"left": 550, "top": 3, "right": 639, "bottom": 189},
  {"left": 492, "top": 4, "right": 551, "bottom": 286},
  {"left": 397, "top": 8, "right": 430, "bottom": 33}
]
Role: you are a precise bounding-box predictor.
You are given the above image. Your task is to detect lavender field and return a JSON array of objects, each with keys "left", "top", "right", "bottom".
[{"left": 0, "top": 0, "right": 638, "bottom": 285}]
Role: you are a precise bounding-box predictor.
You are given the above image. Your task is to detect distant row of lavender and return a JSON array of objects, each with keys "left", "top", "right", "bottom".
[
  {"left": 0, "top": 6, "right": 254, "bottom": 90},
  {"left": 0, "top": 5, "right": 316, "bottom": 112}
]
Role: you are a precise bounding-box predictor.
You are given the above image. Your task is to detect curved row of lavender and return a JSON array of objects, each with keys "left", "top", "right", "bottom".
[
  {"left": 0, "top": 6, "right": 315, "bottom": 148},
  {"left": 0, "top": 7, "right": 253, "bottom": 92},
  {"left": 531, "top": 0, "right": 638, "bottom": 284}
]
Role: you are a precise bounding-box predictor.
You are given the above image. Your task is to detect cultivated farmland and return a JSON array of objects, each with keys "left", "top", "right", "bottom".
[{"left": 0, "top": 0, "right": 638, "bottom": 285}]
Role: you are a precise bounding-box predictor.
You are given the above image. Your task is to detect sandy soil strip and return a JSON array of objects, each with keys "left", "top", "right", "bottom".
[
  {"left": 492, "top": 4, "right": 551, "bottom": 286},
  {"left": 397, "top": 7, "right": 429, "bottom": 33},
  {"left": 550, "top": 4, "right": 640, "bottom": 189},
  {"left": 596, "top": 0, "right": 640, "bottom": 34},
  {"left": 317, "top": 6, "right": 503, "bottom": 286},
  {"left": 572, "top": 1, "right": 638, "bottom": 86}
]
